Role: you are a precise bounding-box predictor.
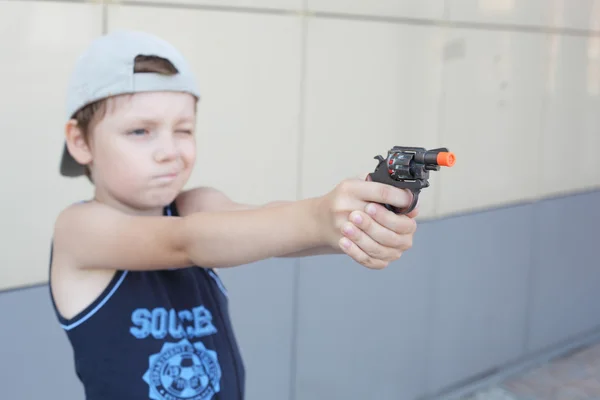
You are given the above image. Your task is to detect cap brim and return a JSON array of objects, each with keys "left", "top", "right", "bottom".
[{"left": 59, "top": 142, "right": 86, "bottom": 177}]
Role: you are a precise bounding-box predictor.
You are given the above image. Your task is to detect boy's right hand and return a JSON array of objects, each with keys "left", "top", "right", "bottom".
[{"left": 317, "top": 177, "right": 418, "bottom": 270}]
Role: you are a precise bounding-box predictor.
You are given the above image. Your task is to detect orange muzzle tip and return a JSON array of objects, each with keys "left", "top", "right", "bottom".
[{"left": 437, "top": 152, "right": 456, "bottom": 167}]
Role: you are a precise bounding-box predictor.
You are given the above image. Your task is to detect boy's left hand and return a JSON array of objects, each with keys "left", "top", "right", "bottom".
[
  {"left": 339, "top": 199, "right": 418, "bottom": 268},
  {"left": 336, "top": 172, "right": 418, "bottom": 269}
]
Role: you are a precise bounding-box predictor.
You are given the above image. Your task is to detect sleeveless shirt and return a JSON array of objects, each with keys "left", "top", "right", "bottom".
[{"left": 49, "top": 202, "right": 246, "bottom": 400}]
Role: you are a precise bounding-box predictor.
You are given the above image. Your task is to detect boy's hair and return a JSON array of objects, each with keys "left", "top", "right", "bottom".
[{"left": 72, "top": 55, "right": 179, "bottom": 182}]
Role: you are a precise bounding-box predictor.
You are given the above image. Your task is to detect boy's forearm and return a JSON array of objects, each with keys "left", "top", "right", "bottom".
[
  {"left": 254, "top": 200, "right": 342, "bottom": 258},
  {"left": 179, "top": 197, "right": 329, "bottom": 268}
]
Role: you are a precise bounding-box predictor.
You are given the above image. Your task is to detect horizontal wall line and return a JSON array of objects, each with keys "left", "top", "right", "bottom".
[
  {"left": 0, "top": 280, "right": 47, "bottom": 295},
  {"left": 418, "top": 185, "right": 600, "bottom": 225},
  {"left": 0, "top": 186, "right": 598, "bottom": 296},
  {"left": 119, "top": 0, "right": 294, "bottom": 16},
  {"left": 310, "top": 12, "right": 600, "bottom": 37},
  {"left": 4, "top": 0, "right": 600, "bottom": 37}
]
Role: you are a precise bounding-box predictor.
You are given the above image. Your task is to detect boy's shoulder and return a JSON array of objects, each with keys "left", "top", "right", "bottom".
[
  {"left": 52, "top": 201, "right": 132, "bottom": 260},
  {"left": 54, "top": 201, "right": 116, "bottom": 235},
  {"left": 175, "top": 186, "right": 252, "bottom": 215},
  {"left": 50, "top": 186, "right": 249, "bottom": 257},
  {"left": 53, "top": 185, "right": 247, "bottom": 232}
]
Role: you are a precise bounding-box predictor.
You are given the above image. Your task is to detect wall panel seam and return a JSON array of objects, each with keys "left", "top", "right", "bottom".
[
  {"left": 289, "top": 11, "right": 308, "bottom": 400},
  {"left": 6, "top": 0, "right": 600, "bottom": 37}
]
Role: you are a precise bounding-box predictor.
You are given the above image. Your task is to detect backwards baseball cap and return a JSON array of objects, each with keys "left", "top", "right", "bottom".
[{"left": 60, "top": 29, "right": 201, "bottom": 177}]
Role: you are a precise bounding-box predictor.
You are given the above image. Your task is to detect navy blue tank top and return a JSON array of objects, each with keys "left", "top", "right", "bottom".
[{"left": 49, "top": 202, "right": 245, "bottom": 400}]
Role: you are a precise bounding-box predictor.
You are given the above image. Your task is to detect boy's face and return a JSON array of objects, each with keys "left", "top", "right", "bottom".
[{"left": 82, "top": 91, "right": 197, "bottom": 213}]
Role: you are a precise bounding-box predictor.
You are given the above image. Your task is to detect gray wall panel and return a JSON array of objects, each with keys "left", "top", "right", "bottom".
[
  {"left": 217, "top": 258, "right": 296, "bottom": 400},
  {"left": 293, "top": 223, "right": 437, "bottom": 400},
  {"left": 425, "top": 204, "right": 533, "bottom": 395},
  {"left": 2, "top": 191, "right": 600, "bottom": 400},
  {"left": 527, "top": 191, "right": 600, "bottom": 353},
  {"left": 0, "top": 285, "right": 85, "bottom": 399}
]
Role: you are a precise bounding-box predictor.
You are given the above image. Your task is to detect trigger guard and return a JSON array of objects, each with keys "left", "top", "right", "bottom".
[
  {"left": 385, "top": 190, "right": 420, "bottom": 215},
  {"left": 403, "top": 190, "right": 419, "bottom": 214}
]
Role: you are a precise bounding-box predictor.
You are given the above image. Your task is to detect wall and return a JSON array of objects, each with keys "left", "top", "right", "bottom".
[{"left": 1, "top": 0, "right": 600, "bottom": 399}]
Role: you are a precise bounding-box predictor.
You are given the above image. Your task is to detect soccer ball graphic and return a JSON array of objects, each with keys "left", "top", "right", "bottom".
[
  {"left": 144, "top": 339, "right": 221, "bottom": 400},
  {"left": 163, "top": 353, "right": 211, "bottom": 395}
]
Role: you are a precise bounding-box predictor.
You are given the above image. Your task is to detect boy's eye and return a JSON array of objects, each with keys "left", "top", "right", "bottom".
[
  {"left": 177, "top": 129, "right": 193, "bottom": 135},
  {"left": 129, "top": 129, "right": 147, "bottom": 136}
]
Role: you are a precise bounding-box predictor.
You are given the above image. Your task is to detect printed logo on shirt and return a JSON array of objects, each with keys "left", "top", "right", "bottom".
[
  {"left": 143, "top": 338, "right": 221, "bottom": 400},
  {"left": 130, "top": 306, "right": 218, "bottom": 340}
]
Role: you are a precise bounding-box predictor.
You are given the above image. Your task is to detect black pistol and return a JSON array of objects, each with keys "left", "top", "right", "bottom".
[{"left": 368, "top": 146, "right": 456, "bottom": 215}]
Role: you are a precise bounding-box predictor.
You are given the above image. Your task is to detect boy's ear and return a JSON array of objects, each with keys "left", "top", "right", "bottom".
[{"left": 65, "top": 119, "right": 93, "bottom": 166}]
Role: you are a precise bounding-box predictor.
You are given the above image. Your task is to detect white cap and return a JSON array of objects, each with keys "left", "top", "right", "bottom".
[{"left": 60, "top": 30, "right": 201, "bottom": 177}]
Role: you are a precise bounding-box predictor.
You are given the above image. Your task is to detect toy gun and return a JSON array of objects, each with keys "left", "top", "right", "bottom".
[{"left": 368, "top": 146, "right": 456, "bottom": 215}]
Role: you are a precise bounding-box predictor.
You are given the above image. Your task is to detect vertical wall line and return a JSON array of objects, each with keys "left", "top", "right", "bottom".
[
  {"left": 523, "top": 32, "right": 551, "bottom": 355},
  {"left": 432, "top": 20, "right": 449, "bottom": 218},
  {"left": 102, "top": 0, "right": 108, "bottom": 34},
  {"left": 289, "top": 5, "right": 309, "bottom": 400},
  {"left": 423, "top": 2, "right": 449, "bottom": 394}
]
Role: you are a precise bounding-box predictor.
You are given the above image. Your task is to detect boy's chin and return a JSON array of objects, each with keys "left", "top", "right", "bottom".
[{"left": 142, "top": 188, "right": 182, "bottom": 209}]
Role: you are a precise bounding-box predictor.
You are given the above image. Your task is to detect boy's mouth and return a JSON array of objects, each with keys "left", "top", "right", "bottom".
[{"left": 154, "top": 172, "right": 179, "bottom": 182}]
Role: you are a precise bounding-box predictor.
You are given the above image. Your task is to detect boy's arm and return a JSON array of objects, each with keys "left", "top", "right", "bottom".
[
  {"left": 175, "top": 187, "right": 341, "bottom": 257},
  {"left": 54, "top": 180, "right": 415, "bottom": 272},
  {"left": 54, "top": 197, "right": 328, "bottom": 272}
]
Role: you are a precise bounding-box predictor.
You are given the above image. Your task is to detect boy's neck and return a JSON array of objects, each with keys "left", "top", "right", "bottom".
[{"left": 92, "top": 193, "right": 167, "bottom": 217}]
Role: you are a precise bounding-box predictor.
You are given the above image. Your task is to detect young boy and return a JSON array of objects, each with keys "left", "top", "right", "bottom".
[{"left": 49, "top": 30, "right": 418, "bottom": 400}]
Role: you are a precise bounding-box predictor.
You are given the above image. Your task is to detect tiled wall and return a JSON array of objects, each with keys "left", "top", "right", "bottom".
[{"left": 1, "top": 0, "right": 600, "bottom": 398}]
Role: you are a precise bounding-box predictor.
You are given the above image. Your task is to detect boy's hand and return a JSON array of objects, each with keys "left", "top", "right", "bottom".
[{"left": 318, "top": 176, "right": 418, "bottom": 269}]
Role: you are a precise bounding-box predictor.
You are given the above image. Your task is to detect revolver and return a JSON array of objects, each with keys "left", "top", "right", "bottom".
[{"left": 368, "top": 146, "right": 456, "bottom": 215}]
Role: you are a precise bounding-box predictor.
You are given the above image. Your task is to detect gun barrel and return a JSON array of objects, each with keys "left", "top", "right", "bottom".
[{"left": 424, "top": 150, "right": 456, "bottom": 167}]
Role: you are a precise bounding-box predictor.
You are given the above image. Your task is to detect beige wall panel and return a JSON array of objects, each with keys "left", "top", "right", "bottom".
[
  {"left": 448, "top": 0, "right": 600, "bottom": 31},
  {"left": 436, "top": 29, "right": 545, "bottom": 216},
  {"left": 301, "top": 18, "right": 445, "bottom": 219},
  {"left": 447, "top": 0, "right": 547, "bottom": 27},
  {"left": 0, "top": 1, "right": 101, "bottom": 291},
  {"left": 108, "top": 6, "right": 303, "bottom": 205},
  {"left": 538, "top": 34, "right": 600, "bottom": 197},
  {"left": 544, "top": 0, "right": 600, "bottom": 31}
]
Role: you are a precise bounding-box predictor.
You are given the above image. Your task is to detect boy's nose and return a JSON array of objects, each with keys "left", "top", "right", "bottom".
[{"left": 154, "top": 139, "right": 179, "bottom": 163}]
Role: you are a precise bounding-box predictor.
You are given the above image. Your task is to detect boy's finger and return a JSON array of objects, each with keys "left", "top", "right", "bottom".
[
  {"left": 348, "top": 210, "right": 404, "bottom": 248},
  {"left": 340, "top": 221, "right": 399, "bottom": 261},
  {"left": 363, "top": 203, "right": 417, "bottom": 235},
  {"left": 346, "top": 181, "right": 412, "bottom": 210},
  {"left": 338, "top": 237, "right": 389, "bottom": 270},
  {"left": 405, "top": 206, "right": 419, "bottom": 218}
]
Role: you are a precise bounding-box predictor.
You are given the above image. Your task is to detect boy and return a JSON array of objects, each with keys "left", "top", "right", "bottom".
[{"left": 49, "top": 30, "right": 418, "bottom": 400}]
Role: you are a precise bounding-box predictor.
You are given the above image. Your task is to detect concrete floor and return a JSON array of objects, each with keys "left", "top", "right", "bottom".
[{"left": 460, "top": 342, "right": 600, "bottom": 400}]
